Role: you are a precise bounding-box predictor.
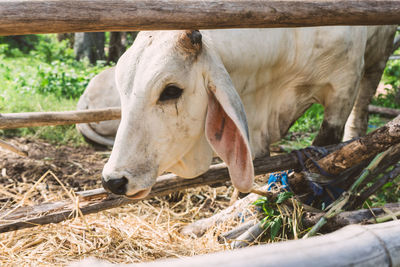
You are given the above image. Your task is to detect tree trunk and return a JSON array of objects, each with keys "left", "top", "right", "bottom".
[
  {"left": 107, "top": 32, "right": 126, "bottom": 64},
  {"left": 74, "top": 32, "right": 105, "bottom": 64},
  {"left": 57, "top": 33, "right": 74, "bottom": 48}
]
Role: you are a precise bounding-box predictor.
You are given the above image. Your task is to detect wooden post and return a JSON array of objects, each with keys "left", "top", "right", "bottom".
[
  {"left": 0, "top": 0, "right": 400, "bottom": 36},
  {"left": 0, "top": 108, "right": 121, "bottom": 129}
]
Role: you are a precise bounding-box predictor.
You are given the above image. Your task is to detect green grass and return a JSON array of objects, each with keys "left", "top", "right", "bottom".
[
  {"left": 278, "top": 104, "right": 324, "bottom": 151},
  {"left": 0, "top": 83, "right": 86, "bottom": 145},
  {"left": 0, "top": 35, "right": 108, "bottom": 145}
]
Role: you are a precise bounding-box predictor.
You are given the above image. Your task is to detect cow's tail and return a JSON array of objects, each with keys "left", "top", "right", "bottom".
[{"left": 76, "top": 97, "right": 115, "bottom": 147}]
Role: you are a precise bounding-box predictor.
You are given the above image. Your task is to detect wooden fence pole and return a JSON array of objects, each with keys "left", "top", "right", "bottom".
[
  {"left": 0, "top": 108, "right": 121, "bottom": 129},
  {"left": 0, "top": 0, "right": 400, "bottom": 36}
]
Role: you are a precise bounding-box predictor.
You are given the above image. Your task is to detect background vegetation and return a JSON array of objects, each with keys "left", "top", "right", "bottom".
[{"left": 0, "top": 34, "right": 109, "bottom": 144}]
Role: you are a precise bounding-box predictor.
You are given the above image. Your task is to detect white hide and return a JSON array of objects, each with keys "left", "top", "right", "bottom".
[
  {"left": 101, "top": 27, "right": 394, "bottom": 197},
  {"left": 76, "top": 67, "right": 120, "bottom": 147}
]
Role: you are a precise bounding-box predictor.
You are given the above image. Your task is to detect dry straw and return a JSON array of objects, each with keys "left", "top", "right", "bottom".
[
  {"left": 0, "top": 138, "right": 276, "bottom": 266},
  {"left": 0, "top": 169, "right": 267, "bottom": 266}
]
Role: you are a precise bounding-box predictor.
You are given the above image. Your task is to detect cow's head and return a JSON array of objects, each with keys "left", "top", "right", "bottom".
[{"left": 102, "top": 30, "right": 254, "bottom": 199}]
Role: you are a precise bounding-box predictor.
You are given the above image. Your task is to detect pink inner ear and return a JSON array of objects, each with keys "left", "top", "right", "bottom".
[{"left": 205, "top": 93, "right": 254, "bottom": 192}]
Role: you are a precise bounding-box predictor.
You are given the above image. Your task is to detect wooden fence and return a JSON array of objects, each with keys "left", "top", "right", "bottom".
[
  {"left": 0, "top": 0, "right": 400, "bottom": 36},
  {"left": 1, "top": 1, "right": 400, "bottom": 265}
]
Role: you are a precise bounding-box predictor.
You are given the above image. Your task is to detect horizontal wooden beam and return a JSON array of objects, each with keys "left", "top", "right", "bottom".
[
  {"left": 0, "top": 0, "right": 400, "bottom": 36},
  {"left": 0, "top": 105, "right": 394, "bottom": 130},
  {"left": 0, "top": 108, "right": 121, "bottom": 129}
]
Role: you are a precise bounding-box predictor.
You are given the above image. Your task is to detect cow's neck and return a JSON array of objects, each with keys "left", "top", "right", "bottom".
[{"left": 205, "top": 29, "right": 317, "bottom": 156}]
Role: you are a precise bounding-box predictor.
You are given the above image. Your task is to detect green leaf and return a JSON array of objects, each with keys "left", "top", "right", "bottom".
[
  {"left": 276, "top": 191, "right": 294, "bottom": 204},
  {"left": 253, "top": 197, "right": 267, "bottom": 207},
  {"left": 382, "top": 182, "right": 393, "bottom": 190},
  {"left": 270, "top": 217, "right": 282, "bottom": 240},
  {"left": 263, "top": 203, "right": 274, "bottom": 216}
]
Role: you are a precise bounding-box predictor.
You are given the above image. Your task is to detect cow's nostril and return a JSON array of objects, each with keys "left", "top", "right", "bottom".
[{"left": 102, "top": 177, "right": 128, "bottom": 195}]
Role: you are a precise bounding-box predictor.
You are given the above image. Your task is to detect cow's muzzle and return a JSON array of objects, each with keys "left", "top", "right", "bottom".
[{"left": 102, "top": 176, "right": 128, "bottom": 195}]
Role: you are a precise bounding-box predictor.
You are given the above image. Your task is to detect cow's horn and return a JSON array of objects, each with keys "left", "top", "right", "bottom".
[
  {"left": 179, "top": 30, "right": 202, "bottom": 55},
  {"left": 187, "top": 30, "right": 202, "bottom": 45}
]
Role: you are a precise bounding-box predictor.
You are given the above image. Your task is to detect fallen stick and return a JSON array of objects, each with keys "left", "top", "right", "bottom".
[
  {"left": 302, "top": 202, "right": 400, "bottom": 231},
  {"left": 368, "top": 105, "right": 400, "bottom": 118},
  {"left": 0, "top": 139, "right": 27, "bottom": 157},
  {"left": 230, "top": 222, "right": 265, "bottom": 249},
  {"left": 0, "top": 108, "right": 121, "bottom": 129},
  {"left": 355, "top": 164, "right": 400, "bottom": 208},
  {"left": 0, "top": 169, "right": 228, "bottom": 233},
  {"left": 218, "top": 219, "right": 257, "bottom": 243}
]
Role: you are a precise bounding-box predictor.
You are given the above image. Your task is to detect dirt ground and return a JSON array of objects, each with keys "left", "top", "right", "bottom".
[
  {"left": 0, "top": 137, "right": 105, "bottom": 190},
  {"left": 0, "top": 137, "right": 258, "bottom": 266}
]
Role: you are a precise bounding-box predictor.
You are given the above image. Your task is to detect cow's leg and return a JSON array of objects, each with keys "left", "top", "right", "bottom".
[
  {"left": 343, "top": 26, "right": 396, "bottom": 140},
  {"left": 313, "top": 79, "right": 362, "bottom": 147},
  {"left": 342, "top": 70, "right": 384, "bottom": 141}
]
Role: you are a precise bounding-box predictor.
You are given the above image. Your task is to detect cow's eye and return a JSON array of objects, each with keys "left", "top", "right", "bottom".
[{"left": 159, "top": 85, "right": 183, "bottom": 101}]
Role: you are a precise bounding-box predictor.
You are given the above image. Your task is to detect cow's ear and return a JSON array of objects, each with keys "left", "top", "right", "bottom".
[{"left": 205, "top": 64, "right": 254, "bottom": 193}]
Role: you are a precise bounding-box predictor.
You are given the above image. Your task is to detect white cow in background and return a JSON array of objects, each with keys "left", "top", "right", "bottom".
[
  {"left": 77, "top": 26, "right": 396, "bottom": 198},
  {"left": 76, "top": 67, "right": 119, "bottom": 147}
]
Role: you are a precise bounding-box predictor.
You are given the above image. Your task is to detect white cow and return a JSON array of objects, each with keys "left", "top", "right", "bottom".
[
  {"left": 76, "top": 67, "right": 120, "bottom": 147},
  {"left": 96, "top": 27, "right": 396, "bottom": 198}
]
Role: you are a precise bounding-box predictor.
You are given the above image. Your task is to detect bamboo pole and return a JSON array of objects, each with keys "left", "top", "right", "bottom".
[
  {"left": 70, "top": 221, "right": 400, "bottom": 267},
  {"left": 0, "top": 0, "right": 400, "bottom": 36},
  {"left": 0, "top": 108, "right": 121, "bottom": 129}
]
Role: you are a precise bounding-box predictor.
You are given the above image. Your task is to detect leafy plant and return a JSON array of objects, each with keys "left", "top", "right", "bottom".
[
  {"left": 29, "top": 36, "right": 74, "bottom": 63},
  {"left": 253, "top": 191, "right": 296, "bottom": 240},
  {"left": 34, "top": 59, "right": 106, "bottom": 99},
  {"left": 0, "top": 35, "right": 40, "bottom": 55}
]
